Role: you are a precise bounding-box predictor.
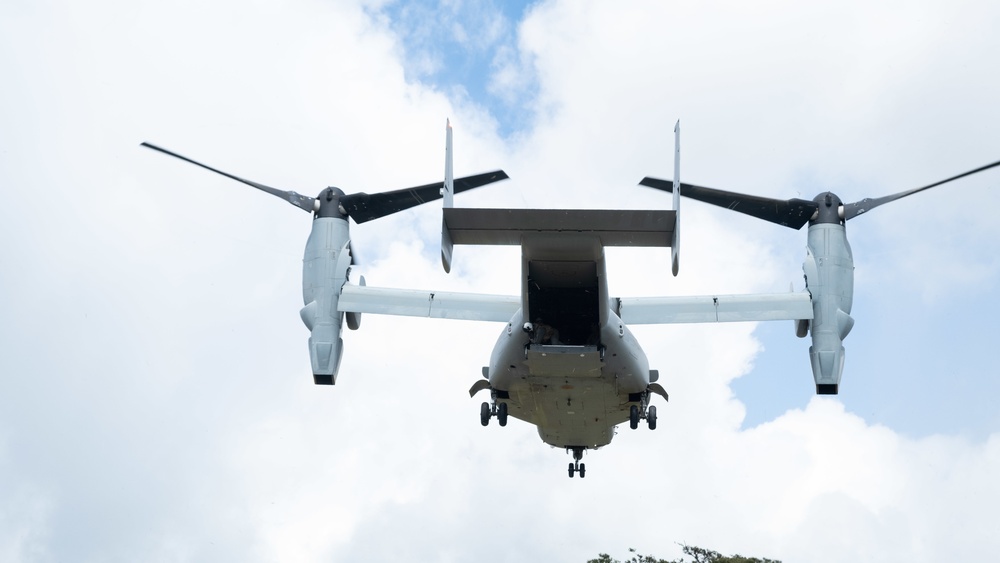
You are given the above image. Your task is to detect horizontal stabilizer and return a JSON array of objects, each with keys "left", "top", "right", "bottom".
[{"left": 443, "top": 208, "right": 676, "bottom": 247}]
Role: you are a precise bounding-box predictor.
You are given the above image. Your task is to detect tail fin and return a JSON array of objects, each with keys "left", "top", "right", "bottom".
[
  {"left": 671, "top": 120, "right": 680, "bottom": 276},
  {"left": 441, "top": 119, "right": 455, "bottom": 272}
]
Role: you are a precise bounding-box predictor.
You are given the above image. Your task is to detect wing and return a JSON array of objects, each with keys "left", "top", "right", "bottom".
[
  {"left": 338, "top": 284, "right": 520, "bottom": 322},
  {"left": 615, "top": 292, "right": 813, "bottom": 324},
  {"left": 340, "top": 286, "right": 813, "bottom": 324}
]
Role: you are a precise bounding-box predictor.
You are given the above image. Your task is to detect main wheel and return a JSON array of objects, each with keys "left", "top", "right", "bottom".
[
  {"left": 480, "top": 402, "right": 491, "bottom": 426},
  {"left": 497, "top": 402, "right": 508, "bottom": 427},
  {"left": 647, "top": 405, "right": 657, "bottom": 430},
  {"left": 629, "top": 405, "right": 640, "bottom": 429},
  {"left": 568, "top": 462, "right": 575, "bottom": 478},
  {"left": 578, "top": 463, "right": 586, "bottom": 478}
]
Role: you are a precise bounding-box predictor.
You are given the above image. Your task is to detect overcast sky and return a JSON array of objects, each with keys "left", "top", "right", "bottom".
[{"left": 2, "top": 1, "right": 1000, "bottom": 561}]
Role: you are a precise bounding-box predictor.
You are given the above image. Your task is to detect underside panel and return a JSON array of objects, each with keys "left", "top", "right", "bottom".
[
  {"left": 507, "top": 376, "right": 623, "bottom": 449},
  {"left": 524, "top": 345, "right": 603, "bottom": 377}
]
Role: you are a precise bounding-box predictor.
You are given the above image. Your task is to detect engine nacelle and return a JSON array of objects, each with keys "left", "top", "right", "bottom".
[
  {"left": 802, "top": 222, "right": 855, "bottom": 394},
  {"left": 300, "top": 217, "right": 352, "bottom": 384}
]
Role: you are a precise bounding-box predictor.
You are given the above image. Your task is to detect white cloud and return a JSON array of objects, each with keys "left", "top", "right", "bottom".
[{"left": 1, "top": 0, "right": 999, "bottom": 561}]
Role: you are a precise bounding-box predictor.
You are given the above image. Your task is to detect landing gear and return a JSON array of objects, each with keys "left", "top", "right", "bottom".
[
  {"left": 566, "top": 447, "right": 586, "bottom": 478},
  {"left": 480, "top": 398, "right": 509, "bottom": 427},
  {"left": 480, "top": 402, "right": 491, "bottom": 426},
  {"left": 629, "top": 393, "right": 659, "bottom": 431}
]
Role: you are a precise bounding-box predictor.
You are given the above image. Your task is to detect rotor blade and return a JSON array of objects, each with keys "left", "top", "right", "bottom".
[
  {"left": 640, "top": 177, "right": 819, "bottom": 230},
  {"left": 341, "top": 170, "right": 509, "bottom": 224},
  {"left": 843, "top": 158, "right": 1000, "bottom": 220},
  {"left": 140, "top": 142, "right": 317, "bottom": 213}
]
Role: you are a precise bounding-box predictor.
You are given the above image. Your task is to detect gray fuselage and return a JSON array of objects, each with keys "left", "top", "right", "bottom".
[{"left": 486, "top": 233, "right": 651, "bottom": 450}]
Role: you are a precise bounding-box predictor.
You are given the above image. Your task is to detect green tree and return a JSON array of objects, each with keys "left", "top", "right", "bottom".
[{"left": 587, "top": 545, "right": 781, "bottom": 563}]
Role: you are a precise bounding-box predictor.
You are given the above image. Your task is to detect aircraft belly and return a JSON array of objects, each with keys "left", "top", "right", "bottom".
[
  {"left": 487, "top": 308, "right": 652, "bottom": 449},
  {"left": 493, "top": 351, "right": 641, "bottom": 448},
  {"left": 512, "top": 376, "right": 620, "bottom": 448}
]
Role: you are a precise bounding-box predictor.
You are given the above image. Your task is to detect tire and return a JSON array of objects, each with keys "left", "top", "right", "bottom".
[
  {"left": 579, "top": 463, "right": 586, "bottom": 478},
  {"left": 497, "top": 402, "right": 508, "bottom": 427},
  {"left": 647, "top": 405, "right": 657, "bottom": 430},
  {"left": 480, "top": 402, "right": 491, "bottom": 426},
  {"left": 568, "top": 463, "right": 575, "bottom": 478},
  {"left": 629, "top": 405, "right": 639, "bottom": 429}
]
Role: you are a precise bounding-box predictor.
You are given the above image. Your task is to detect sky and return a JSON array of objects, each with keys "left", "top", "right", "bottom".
[{"left": 1, "top": 0, "right": 999, "bottom": 561}]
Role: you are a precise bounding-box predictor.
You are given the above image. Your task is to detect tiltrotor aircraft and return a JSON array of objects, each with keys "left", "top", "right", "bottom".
[{"left": 142, "top": 122, "right": 1000, "bottom": 478}]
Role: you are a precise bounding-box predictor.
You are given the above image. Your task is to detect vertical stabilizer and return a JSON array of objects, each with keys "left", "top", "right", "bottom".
[
  {"left": 671, "top": 120, "right": 680, "bottom": 276},
  {"left": 441, "top": 119, "right": 455, "bottom": 272},
  {"left": 443, "top": 119, "right": 454, "bottom": 208}
]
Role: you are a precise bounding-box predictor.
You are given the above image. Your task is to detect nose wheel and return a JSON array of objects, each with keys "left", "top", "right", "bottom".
[{"left": 566, "top": 447, "right": 586, "bottom": 478}]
